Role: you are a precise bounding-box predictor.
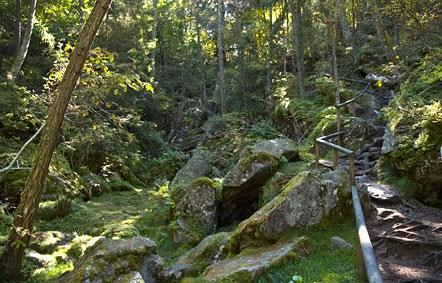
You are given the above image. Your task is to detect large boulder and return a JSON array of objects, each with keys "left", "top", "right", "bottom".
[
  {"left": 170, "top": 177, "right": 219, "bottom": 244},
  {"left": 382, "top": 103, "right": 442, "bottom": 207},
  {"left": 160, "top": 232, "right": 230, "bottom": 282},
  {"left": 229, "top": 167, "right": 352, "bottom": 254},
  {"left": 202, "top": 237, "right": 309, "bottom": 282},
  {"left": 169, "top": 148, "right": 212, "bottom": 203},
  {"left": 219, "top": 151, "right": 280, "bottom": 225},
  {"left": 58, "top": 237, "right": 164, "bottom": 283},
  {"left": 245, "top": 139, "right": 299, "bottom": 161}
]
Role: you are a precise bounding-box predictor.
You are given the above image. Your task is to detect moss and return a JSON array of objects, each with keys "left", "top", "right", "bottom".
[{"left": 239, "top": 151, "right": 280, "bottom": 172}]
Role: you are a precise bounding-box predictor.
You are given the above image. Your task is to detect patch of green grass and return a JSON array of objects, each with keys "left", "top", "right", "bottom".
[{"left": 258, "top": 216, "right": 367, "bottom": 283}]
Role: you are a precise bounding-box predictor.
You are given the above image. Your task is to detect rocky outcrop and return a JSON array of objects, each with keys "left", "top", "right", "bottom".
[
  {"left": 245, "top": 139, "right": 299, "bottom": 161},
  {"left": 160, "top": 232, "right": 230, "bottom": 282},
  {"left": 229, "top": 167, "right": 352, "bottom": 254},
  {"left": 219, "top": 151, "right": 280, "bottom": 225},
  {"left": 58, "top": 237, "right": 163, "bottom": 283},
  {"left": 169, "top": 148, "right": 212, "bottom": 203},
  {"left": 202, "top": 237, "right": 308, "bottom": 282},
  {"left": 170, "top": 177, "right": 219, "bottom": 244}
]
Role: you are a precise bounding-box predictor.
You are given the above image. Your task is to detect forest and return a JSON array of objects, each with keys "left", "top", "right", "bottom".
[{"left": 0, "top": 0, "right": 441, "bottom": 282}]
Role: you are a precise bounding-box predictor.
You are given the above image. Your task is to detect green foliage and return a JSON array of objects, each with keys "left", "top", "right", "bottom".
[
  {"left": 145, "top": 148, "right": 188, "bottom": 183},
  {"left": 101, "top": 223, "right": 140, "bottom": 239}
]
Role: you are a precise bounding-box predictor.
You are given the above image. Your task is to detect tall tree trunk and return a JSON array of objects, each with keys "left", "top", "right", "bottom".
[
  {"left": 8, "top": 0, "right": 37, "bottom": 81},
  {"left": 266, "top": 1, "right": 274, "bottom": 96},
  {"left": 151, "top": 0, "right": 158, "bottom": 77},
  {"left": 370, "top": 0, "right": 391, "bottom": 60},
  {"left": 1, "top": 0, "right": 112, "bottom": 275},
  {"left": 217, "top": 0, "right": 226, "bottom": 115},
  {"left": 336, "top": 0, "right": 354, "bottom": 49},
  {"left": 289, "top": 0, "right": 306, "bottom": 100},
  {"left": 193, "top": 0, "right": 207, "bottom": 103},
  {"left": 233, "top": 0, "right": 247, "bottom": 112},
  {"left": 330, "top": 2, "right": 341, "bottom": 145},
  {"left": 14, "top": 0, "right": 21, "bottom": 57}
]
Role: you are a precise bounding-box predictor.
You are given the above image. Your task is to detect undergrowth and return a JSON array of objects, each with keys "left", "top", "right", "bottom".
[{"left": 257, "top": 216, "right": 366, "bottom": 283}]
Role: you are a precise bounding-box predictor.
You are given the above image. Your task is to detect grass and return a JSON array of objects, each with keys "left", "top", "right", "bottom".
[{"left": 257, "top": 216, "right": 368, "bottom": 283}]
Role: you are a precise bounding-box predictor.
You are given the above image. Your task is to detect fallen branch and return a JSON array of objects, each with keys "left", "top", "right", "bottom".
[{"left": 0, "top": 122, "right": 46, "bottom": 174}]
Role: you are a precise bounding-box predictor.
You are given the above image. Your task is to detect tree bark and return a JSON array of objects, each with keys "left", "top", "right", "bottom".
[
  {"left": 330, "top": 2, "right": 341, "bottom": 145},
  {"left": 8, "top": 0, "right": 37, "bottom": 81},
  {"left": 14, "top": 0, "right": 21, "bottom": 57},
  {"left": 151, "top": 0, "right": 158, "bottom": 77},
  {"left": 336, "top": 0, "right": 354, "bottom": 49},
  {"left": 266, "top": 1, "right": 274, "bottom": 96},
  {"left": 289, "top": 0, "right": 306, "bottom": 100},
  {"left": 1, "top": 0, "right": 112, "bottom": 275},
  {"left": 193, "top": 0, "right": 207, "bottom": 103},
  {"left": 217, "top": 0, "right": 226, "bottom": 115},
  {"left": 233, "top": 0, "right": 247, "bottom": 112}
]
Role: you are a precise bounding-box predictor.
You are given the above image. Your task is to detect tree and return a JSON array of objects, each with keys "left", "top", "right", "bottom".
[
  {"left": 8, "top": 0, "right": 37, "bottom": 81},
  {"left": 289, "top": 0, "right": 306, "bottom": 99},
  {"left": 14, "top": 0, "right": 21, "bottom": 57},
  {"left": 1, "top": 0, "right": 113, "bottom": 275},
  {"left": 217, "top": 0, "right": 226, "bottom": 115}
]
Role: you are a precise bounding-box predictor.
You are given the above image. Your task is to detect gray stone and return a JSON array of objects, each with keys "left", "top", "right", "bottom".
[
  {"left": 26, "top": 250, "right": 56, "bottom": 267},
  {"left": 220, "top": 150, "right": 280, "bottom": 224},
  {"left": 203, "top": 237, "right": 309, "bottom": 282},
  {"left": 330, "top": 236, "right": 354, "bottom": 251},
  {"left": 229, "top": 167, "right": 352, "bottom": 254},
  {"left": 169, "top": 148, "right": 212, "bottom": 202},
  {"left": 175, "top": 178, "right": 217, "bottom": 235},
  {"left": 58, "top": 237, "right": 162, "bottom": 283},
  {"left": 160, "top": 232, "right": 230, "bottom": 282},
  {"left": 246, "top": 138, "right": 299, "bottom": 161},
  {"left": 382, "top": 124, "right": 397, "bottom": 154}
]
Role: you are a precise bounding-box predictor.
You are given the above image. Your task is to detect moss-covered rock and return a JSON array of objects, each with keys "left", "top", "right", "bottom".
[
  {"left": 382, "top": 102, "right": 442, "bottom": 206},
  {"left": 58, "top": 237, "right": 163, "bottom": 283},
  {"left": 244, "top": 138, "right": 299, "bottom": 161},
  {"left": 228, "top": 167, "right": 352, "bottom": 255},
  {"left": 160, "top": 232, "right": 231, "bottom": 281},
  {"left": 101, "top": 223, "right": 141, "bottom": 239},
  {"left": 67, "top": 235, "right": 102, "bottom": 261},
  {"left": 202, "top": 237, "right": 309, "bottom": 282},
  {"left": 170, "top": 177, "right": 219, "bottom": 245},
  {"left": 220, "top": 151, "right": 280, "bottom": 225},
  {"left": 169, "top": 148, "right": 213, "bottom": 204}
]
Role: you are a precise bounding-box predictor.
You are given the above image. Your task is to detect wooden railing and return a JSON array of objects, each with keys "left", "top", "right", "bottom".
[{"left": 314, "top": 76, "right": 382, "bottom": 283}]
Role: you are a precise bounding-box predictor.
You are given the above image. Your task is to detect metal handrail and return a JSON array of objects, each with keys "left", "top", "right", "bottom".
[{"left": 314, "top": 76, "right": 382, "bottom": 282}]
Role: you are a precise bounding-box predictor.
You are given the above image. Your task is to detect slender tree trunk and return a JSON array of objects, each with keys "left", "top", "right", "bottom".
[
  {"left": 289, "top": 0, "right": 305, "bottom": 100},
  {"left": 193, "top": 0, "right": 207, "bottom": 103},
  {"left": 233, "top": 0, "right": 247, "bottom": 112},
  {"left": 217, "top": 0, "right": 226, "bottom": 115},
  {"left": 370, "top": 0, "right": 391, "bottom": 60},
  {"left": 14, "top": 0, "right": 21, "bottom": 57},
  {"left": 336, "top": 0, "right": 354, "bottom": 49},
  {"left": 151, "top": 0, "right": 158, "bottom": 77},
  {"left": 266, "top": 1, "right": 274, "bottom": 96},
  {"left": 1, "top": 0, "right": 112, "bottom": 275},
  {"left": 8, "top": 0, "right": 37, "bottom": 81},
  {"left": 330, "top": 2, "right": 341, "bottom": 145}
]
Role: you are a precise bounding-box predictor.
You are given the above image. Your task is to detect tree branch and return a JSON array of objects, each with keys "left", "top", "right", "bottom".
[{"left": 0, "top": 123, "right": 46, "bottom": 174}]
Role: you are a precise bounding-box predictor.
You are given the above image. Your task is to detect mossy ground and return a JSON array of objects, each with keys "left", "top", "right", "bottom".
[
  {"left": 0, "top": 187, "right": 190, "bottom": 282},
  {"left": 257, "top": 215, "right": 366, "bottom": 283}
]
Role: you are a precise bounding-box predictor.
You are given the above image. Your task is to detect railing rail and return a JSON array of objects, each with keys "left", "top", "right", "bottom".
[{"left": 314, "top": 75, "right": 382, "bottom": 282}]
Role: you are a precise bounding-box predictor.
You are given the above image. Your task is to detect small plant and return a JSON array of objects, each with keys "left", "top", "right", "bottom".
[{"left": 289, "top": 275, "right": 303, "bottom": 283}]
